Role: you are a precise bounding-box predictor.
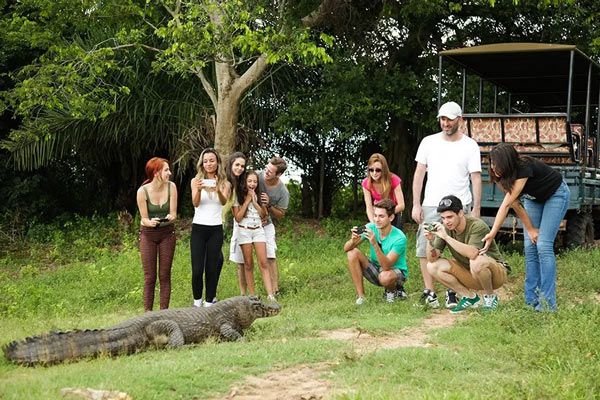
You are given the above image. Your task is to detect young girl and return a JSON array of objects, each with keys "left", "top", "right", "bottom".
[
  {"left": 482, "top": 143, "right": 570, "bottom": 311},
  {"left": 136, "top": 157, "right": 178, "bottom": 311},
  {"left": 190, "top": 148, "right": 231, "bottom": 307},
  {"left": 232, "top": 171, "right": 275, "bottom": 301},
  {"left": 225, "top": 152, "right": 249, "bottom": 295},
  {"left": 362, "top": 153, "right": 405, "bottom": 229}
]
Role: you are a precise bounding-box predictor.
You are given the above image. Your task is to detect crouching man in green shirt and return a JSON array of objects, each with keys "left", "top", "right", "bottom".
[
  {"left": 344, "top": 199, "right": 408, "bottom": 305},
  {"left": 426, "top": 195, "right": 509, "bottom": 313}
]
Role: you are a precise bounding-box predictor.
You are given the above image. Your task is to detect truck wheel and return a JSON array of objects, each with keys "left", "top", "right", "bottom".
[{"left": 566, "top": 212, "right": 594, "bottom": 248}]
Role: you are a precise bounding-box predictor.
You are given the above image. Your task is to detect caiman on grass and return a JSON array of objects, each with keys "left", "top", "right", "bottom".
[{"left": 4, "top": 296, "right": 280, "bottom": 366}]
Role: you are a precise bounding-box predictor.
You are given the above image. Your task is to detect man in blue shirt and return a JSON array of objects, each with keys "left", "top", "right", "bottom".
[{"left": 344, "top": 199, "right": 408, "bottom": 305}]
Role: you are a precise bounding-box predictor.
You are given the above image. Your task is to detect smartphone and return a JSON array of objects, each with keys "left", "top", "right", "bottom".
[
  {"left": 203, "top": 179, "right": 216, "bottom": 187},
  {"left": 157, "top": 218, "right": 170, "bottom": 223}
]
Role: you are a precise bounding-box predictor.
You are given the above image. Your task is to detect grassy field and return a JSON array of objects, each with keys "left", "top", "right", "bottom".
[{"left": 0, "top": 216, "right": 599, "bottom": 399}]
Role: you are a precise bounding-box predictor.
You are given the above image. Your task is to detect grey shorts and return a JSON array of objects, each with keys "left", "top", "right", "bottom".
[
  {"left": 415, "top": 204, "right": 471, "bottom": 258},
  {"left": 362, "top": 262, "right": 406, "bottom": 287}
]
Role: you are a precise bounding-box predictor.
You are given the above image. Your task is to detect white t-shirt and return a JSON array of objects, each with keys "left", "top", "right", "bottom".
[
  {"left": 415, "top": 132, "right": 481, "bottom": 207},
  {"left": 192, "top": 189, "right": 223, "bottom": 226},
  {"left": 234, "top": 200, "right": 262, "bottom": 228}
]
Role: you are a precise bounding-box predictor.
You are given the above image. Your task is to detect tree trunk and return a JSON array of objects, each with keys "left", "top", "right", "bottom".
[
  {"left": 214, "top": 94, "right": 240, "bottom": 157},
  {"left": 386, "top": 116, "right": 420, "bottom": 222},
  {"left": 301, "top": 175, "right": 314, "bottom": 217},
  {"left": 318, "top": 147, "right": 325, "bottom": 219}
]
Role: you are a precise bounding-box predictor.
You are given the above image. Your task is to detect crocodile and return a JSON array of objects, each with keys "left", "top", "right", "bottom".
[{"left": 4, "top": 296, "right": 280, "bottom": 366}]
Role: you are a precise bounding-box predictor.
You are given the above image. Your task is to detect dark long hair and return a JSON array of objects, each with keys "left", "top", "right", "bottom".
[
  {"left": 226, "top": 152, "right": 247, "bottom": 202},
  {"left": 489, "top": 143, "right": 533, "bottom": 193},
  {"left": 238, "top": 170, "right": 262, "bottom": 206}
]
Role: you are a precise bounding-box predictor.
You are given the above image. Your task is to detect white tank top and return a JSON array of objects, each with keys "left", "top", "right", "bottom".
[{"left": 192, "top": 190, "right": 223, "bottom": 226}]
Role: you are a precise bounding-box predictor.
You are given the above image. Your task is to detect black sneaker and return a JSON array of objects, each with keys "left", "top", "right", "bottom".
[
  {"left": 445, "top": 289, "right": 458, "bottom": 309},
  {"left": 425, "top": 291, "right": 440, "bottom": 308},
  {"left": 395, "top": 285, "right": 408, "bottom": 300},
  {"left": 419, "top": 289, "right": 431, "bottom": 305}
]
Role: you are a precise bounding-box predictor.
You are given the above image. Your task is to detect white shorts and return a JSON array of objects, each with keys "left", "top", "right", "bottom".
[
  {"left": 229, "top": 222, "right": 277, "bottom": 263},
  {"left": 237, "top": 225, "right": 266, "bottom": 245}
]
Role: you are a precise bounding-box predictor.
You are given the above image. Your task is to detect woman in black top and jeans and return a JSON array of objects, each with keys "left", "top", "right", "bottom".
[{"left": 481, "top": 143, "right": 569, "bottom": 311}]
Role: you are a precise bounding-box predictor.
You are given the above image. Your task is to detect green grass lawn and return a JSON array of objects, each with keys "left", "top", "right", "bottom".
[{"left": 0, "top": 216, "right": 599, "bottom": 399}]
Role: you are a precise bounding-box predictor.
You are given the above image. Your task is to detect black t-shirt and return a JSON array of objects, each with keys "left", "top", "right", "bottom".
[{"left": 517, "top": 158, "right": 562, "bottom": 202}]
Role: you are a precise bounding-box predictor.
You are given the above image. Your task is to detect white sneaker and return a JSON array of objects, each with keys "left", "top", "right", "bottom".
[
  {"left": 193, "top": 299, "right": 203, "bottom": 307},
  {"left": 267, "top": 294, "right": 277, "bottom": 302},
  {"left": 355, "top": 297, "right": 366, "bottom": 305},
  {"left": 203, "top": 301, "right": 215, "bottom": 308},
  {"left": 385, "top": 291, "right": 395, "bottom": 303},
  {"left": 425, "top": 292, "right": 440, "bottom": 309}
]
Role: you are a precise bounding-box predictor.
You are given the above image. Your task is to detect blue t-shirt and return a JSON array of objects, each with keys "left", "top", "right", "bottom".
[{"left": 365, "top": 223, "right": 408, "bottom": 277}]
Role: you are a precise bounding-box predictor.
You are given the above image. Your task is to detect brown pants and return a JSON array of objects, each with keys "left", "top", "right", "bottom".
[{"left": 139, "top": 225, "right": 176, "bottom": 311}]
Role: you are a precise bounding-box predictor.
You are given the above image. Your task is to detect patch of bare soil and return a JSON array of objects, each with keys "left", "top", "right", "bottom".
[
  {"left": 218, "top": 364, "right": 337, "bottom": 400},
  {"left": 595, "top": 292, "right": 600, "bottom": 304},
  {"left": 318, "top": 311, "right": 463, "bottom": 353},
  {"left": 60, "top": 387, "right": 132, "bottom": 400},
  {"left": 214, "top": 312, "right": 462, "bottom": 400}
]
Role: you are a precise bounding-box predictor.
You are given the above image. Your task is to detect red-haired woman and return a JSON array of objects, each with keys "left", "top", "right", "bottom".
[
  {"left": 136, "top": 157, "right": 178, "bottom": 311},
  {"left": 362, "top": 153, "right": 405, "bottom": 229}
]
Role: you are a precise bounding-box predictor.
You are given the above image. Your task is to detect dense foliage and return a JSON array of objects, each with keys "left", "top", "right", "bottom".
[{"left": 1, "top": 0, "right": 599, "bottom": 227}]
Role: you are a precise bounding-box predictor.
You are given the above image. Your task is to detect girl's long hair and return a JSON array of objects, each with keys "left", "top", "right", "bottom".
[
  {"left": 196, "top": 148, "right": 226, "bottom": 184},
  {"left": 238, "top": 170, "right": 262, "bottom": 207},
  {"left": 489, "top": 143, "right": 533, "bottom": 193},
  {"left": 366, "top": 153, "right": 393, "bottom": 200},
  {"left": 226, "top": 152, "right": 247, "bottom": 202},
  {"left": 142, "top": 157, "right": 169, "bottom": 185}
]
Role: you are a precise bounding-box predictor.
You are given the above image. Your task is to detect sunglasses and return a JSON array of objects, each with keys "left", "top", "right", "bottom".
[
  {"left": 368, "top": 168, "right": 382, "bottom": 173},
  {"left": 439, "top": 198, "right": 452, "bottom": 207}
]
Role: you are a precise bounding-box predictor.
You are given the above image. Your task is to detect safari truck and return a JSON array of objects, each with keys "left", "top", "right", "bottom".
[{"left": 437, "top": 43, "right": 600, "bottom": 247}]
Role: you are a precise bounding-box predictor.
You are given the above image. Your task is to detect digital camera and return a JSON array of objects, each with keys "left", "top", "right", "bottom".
[
  {"left": 424, "top": 222, "right": 438, "bottom": 232},
  {"left": 354, "top": 225, "right": 367, "bottom": 235}
]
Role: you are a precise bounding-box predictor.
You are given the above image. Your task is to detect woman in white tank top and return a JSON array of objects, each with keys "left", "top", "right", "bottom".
[{"left": 190, "top": 148, "right": 231, "bottom": 307}]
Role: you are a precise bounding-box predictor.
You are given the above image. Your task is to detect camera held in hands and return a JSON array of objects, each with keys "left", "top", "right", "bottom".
[
  {"left": 354, "top": 225, "right": 367, "bottom": 235},
  {"left": 424, "top": 222, "right": 439, "bottom": 233}
]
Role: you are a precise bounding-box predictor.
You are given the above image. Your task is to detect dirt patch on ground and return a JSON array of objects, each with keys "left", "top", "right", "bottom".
[
  {"left": 217, "top": 364, "right": 337, "bottom": 400},
  {"left": 595, "top": 292, "right": 600, "bottom": 304},
  {"left": 318, "top": 311, "right": 463, "bottom": 353},
  {"left": 215, "top": 312, "right": 461, "bottom": 399}
]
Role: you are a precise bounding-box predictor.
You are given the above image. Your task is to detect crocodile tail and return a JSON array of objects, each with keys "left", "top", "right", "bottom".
[{"left": 3, "top": 328, "right": 144, "bottom": 366}]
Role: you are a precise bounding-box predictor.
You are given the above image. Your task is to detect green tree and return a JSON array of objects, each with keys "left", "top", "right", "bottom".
[{"left": 1, "top": 0, "right": 335, "bottom": 168}]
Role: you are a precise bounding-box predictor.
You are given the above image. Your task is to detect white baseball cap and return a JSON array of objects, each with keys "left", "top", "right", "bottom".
[{"left": 437, "top": 101, "right": 462, "bottom": 120}]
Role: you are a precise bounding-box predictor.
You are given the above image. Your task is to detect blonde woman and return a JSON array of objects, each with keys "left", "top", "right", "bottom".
[
  {"left": 362, "top": 153, "right": 405, "bottom": 229},
  {"left": 190, "top": 148, "right": 231, "bottom": 307}
]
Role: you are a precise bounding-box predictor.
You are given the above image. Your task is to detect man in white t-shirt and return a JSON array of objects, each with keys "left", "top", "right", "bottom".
[{"left": 411, "top": 101, "right": 482, "bottom": 309}]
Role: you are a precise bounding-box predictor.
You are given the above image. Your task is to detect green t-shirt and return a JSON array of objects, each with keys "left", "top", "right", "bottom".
[
  {"left": 432, "top": 216, "right": 503, "bottom": 269},
  {"left": 365, "top": 223, "right": 408, "bottom": 277}
]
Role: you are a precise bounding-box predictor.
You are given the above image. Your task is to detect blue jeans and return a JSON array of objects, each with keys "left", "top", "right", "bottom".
[{"left": 522, "top": 180, "right": 570, "bottom": 311}]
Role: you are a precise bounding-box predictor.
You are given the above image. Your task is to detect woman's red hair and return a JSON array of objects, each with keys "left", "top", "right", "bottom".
[{"left": 143, "top": 157, "right": 169, "bottom": 185}]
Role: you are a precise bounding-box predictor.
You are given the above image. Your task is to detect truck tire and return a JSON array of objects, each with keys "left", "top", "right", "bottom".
[{"left": 566, "top": 212, "right": 594, "bottom": 248}]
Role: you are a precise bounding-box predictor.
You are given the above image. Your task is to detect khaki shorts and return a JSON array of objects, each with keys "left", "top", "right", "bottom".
[{"left": 448, "top": 258, "right": 507, "bottom": 290}]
